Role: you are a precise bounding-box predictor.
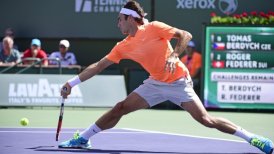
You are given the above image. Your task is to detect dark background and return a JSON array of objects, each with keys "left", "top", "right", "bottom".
[{"left": 1, "top": 0, "right": 272, "bottom": 67}]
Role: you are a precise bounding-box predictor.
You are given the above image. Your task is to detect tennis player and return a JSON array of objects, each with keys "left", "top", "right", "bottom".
[{"left": 59, "top": 1, "right": 273, "bottom": 153}]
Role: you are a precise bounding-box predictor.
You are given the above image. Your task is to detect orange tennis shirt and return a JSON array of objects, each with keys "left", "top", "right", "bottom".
[{"left": 106, "top": 21, "right": 189, "bottom": 83}]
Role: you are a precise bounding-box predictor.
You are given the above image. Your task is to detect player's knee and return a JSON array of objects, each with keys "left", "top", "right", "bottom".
[{"left": 111, "top": 101, "right": 129, "bottom": 117}]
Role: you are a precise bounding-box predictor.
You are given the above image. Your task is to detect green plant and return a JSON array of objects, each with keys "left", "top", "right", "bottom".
[{"left": 210, "top": 11, "right": 274, "bottom": 25}]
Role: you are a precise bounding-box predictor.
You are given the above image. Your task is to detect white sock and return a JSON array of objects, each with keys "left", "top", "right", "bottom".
[
  {"left": 233, "top": 127, "right": 254, "bottom": 142},
  {"left": 80, "top": 124, "right": 102, "bottom": 140}
]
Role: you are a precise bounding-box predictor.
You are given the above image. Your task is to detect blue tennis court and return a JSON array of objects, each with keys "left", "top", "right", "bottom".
[{"left": 0, "top": 127, "right": 262, "bottom": 154}]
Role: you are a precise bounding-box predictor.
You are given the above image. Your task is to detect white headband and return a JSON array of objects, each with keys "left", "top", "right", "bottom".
[{"left": 120, "top": 8, "right": 141, "bottom": 18}]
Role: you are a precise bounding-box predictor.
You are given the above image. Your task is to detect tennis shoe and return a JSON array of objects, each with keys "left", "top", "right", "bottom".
[
  {"left": 58, "top": 130, "right": 91, "bottom": 149},
  {"left": 250, "top": 135, "right": 273, "bottom": 154}
]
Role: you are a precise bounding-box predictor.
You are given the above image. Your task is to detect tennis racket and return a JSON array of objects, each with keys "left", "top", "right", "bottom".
[{"left": 55, "top": 87, "right": 67, "bottom": 141}]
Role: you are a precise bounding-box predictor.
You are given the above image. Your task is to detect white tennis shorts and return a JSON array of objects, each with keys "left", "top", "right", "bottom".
[{"left": 133, "top": 77, "right": 199, "bottom": 107}]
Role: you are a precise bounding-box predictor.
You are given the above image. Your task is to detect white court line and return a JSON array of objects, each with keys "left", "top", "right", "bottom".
[
  {"left": 122, "top": 128, "right": 246, "bottom": 143},
  {"left": 0, "top": 127, "right": 245, "bottom": 143}
]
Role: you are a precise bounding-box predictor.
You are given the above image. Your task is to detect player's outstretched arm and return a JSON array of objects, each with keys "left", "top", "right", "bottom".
[
  {"left": 61, "top": 57, "right": 114, "bottom": 98},
  {"left": 78, "top": 57, "right": 114, "bottom": 82}
]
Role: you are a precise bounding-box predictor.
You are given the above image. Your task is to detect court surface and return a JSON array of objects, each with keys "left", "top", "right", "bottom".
[{"left": 0, "top": 127, "right": 263, "bottom": 154}]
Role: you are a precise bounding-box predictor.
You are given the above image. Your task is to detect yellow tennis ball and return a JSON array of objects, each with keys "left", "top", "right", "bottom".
[{"left": 20, "top": 118, "right": 29, "bottom": 126}]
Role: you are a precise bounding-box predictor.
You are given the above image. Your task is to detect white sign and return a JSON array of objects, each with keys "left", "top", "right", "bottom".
[
  {"left": 0, "top": 74, "right": 127, "bottom": 107},
  {"left": 211, "top": 72, "right": 274, "bottom": 83},
  {"left": 217, "top": 82, "right": 274, "bottom": 103}
]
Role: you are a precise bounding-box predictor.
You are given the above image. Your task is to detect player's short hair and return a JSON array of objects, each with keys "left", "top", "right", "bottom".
[{"left": 123, "top": 0, "right": 145, "bottom": 25}]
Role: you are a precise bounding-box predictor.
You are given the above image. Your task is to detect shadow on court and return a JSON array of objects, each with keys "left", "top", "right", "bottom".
[{"left": 0, "top": 128, "right": 262, "bottom": 154}]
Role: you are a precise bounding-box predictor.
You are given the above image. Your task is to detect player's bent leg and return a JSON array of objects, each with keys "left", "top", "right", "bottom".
[
  {"left": 181, "top": 99, "right": 273, "bottom": 154},
  {"left": 59, "top": 92, "right": 149, "bottom": 149},
  {"left": 181, "top": 98, "right": 237, "bottom": 134},
  {"left": 96, "top": 92, "right": 150, "bottom": 130}
]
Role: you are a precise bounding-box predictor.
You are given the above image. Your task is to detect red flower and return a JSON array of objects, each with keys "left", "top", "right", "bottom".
[
  {"left": 210, "top": 12, "right": 217, "bottom": 17},
  {"left": 260, "top": 11, "right": 266, "bottom": 17},
  {"left": 250, "top": 11, "right": 257, "bottom": 16},
  {"left": 268, "top": 11, "right": 274, "bottom": 16},
  {"left": 242, "top": 12, "right": 248, "bottom": 17}
]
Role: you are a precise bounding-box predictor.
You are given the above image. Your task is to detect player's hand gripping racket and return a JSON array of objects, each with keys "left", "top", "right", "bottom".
[{"left": 56, "top": 87, "right": 67, "bottom": 141}]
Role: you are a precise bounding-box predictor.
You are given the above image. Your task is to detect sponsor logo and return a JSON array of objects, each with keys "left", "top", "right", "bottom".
[
  {"left": 75, "top": 0, "right": 127, "bottom": 13},
  {"left": 176, "top": 0, "right": 216, "bottom": 9},
  {"left": 8, "top": 79, "right": 83, "bottom": 104},
  {"left": 176, "top": 0, "right": 238, "bottom": 15},
  {"left": 218, "top": 0, "right": 238, "bottom": 15}
]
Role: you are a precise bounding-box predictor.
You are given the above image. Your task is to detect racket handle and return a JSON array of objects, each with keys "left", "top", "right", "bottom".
[{"left": 62, "top": 87, "right": 67, "bottom": 92}]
